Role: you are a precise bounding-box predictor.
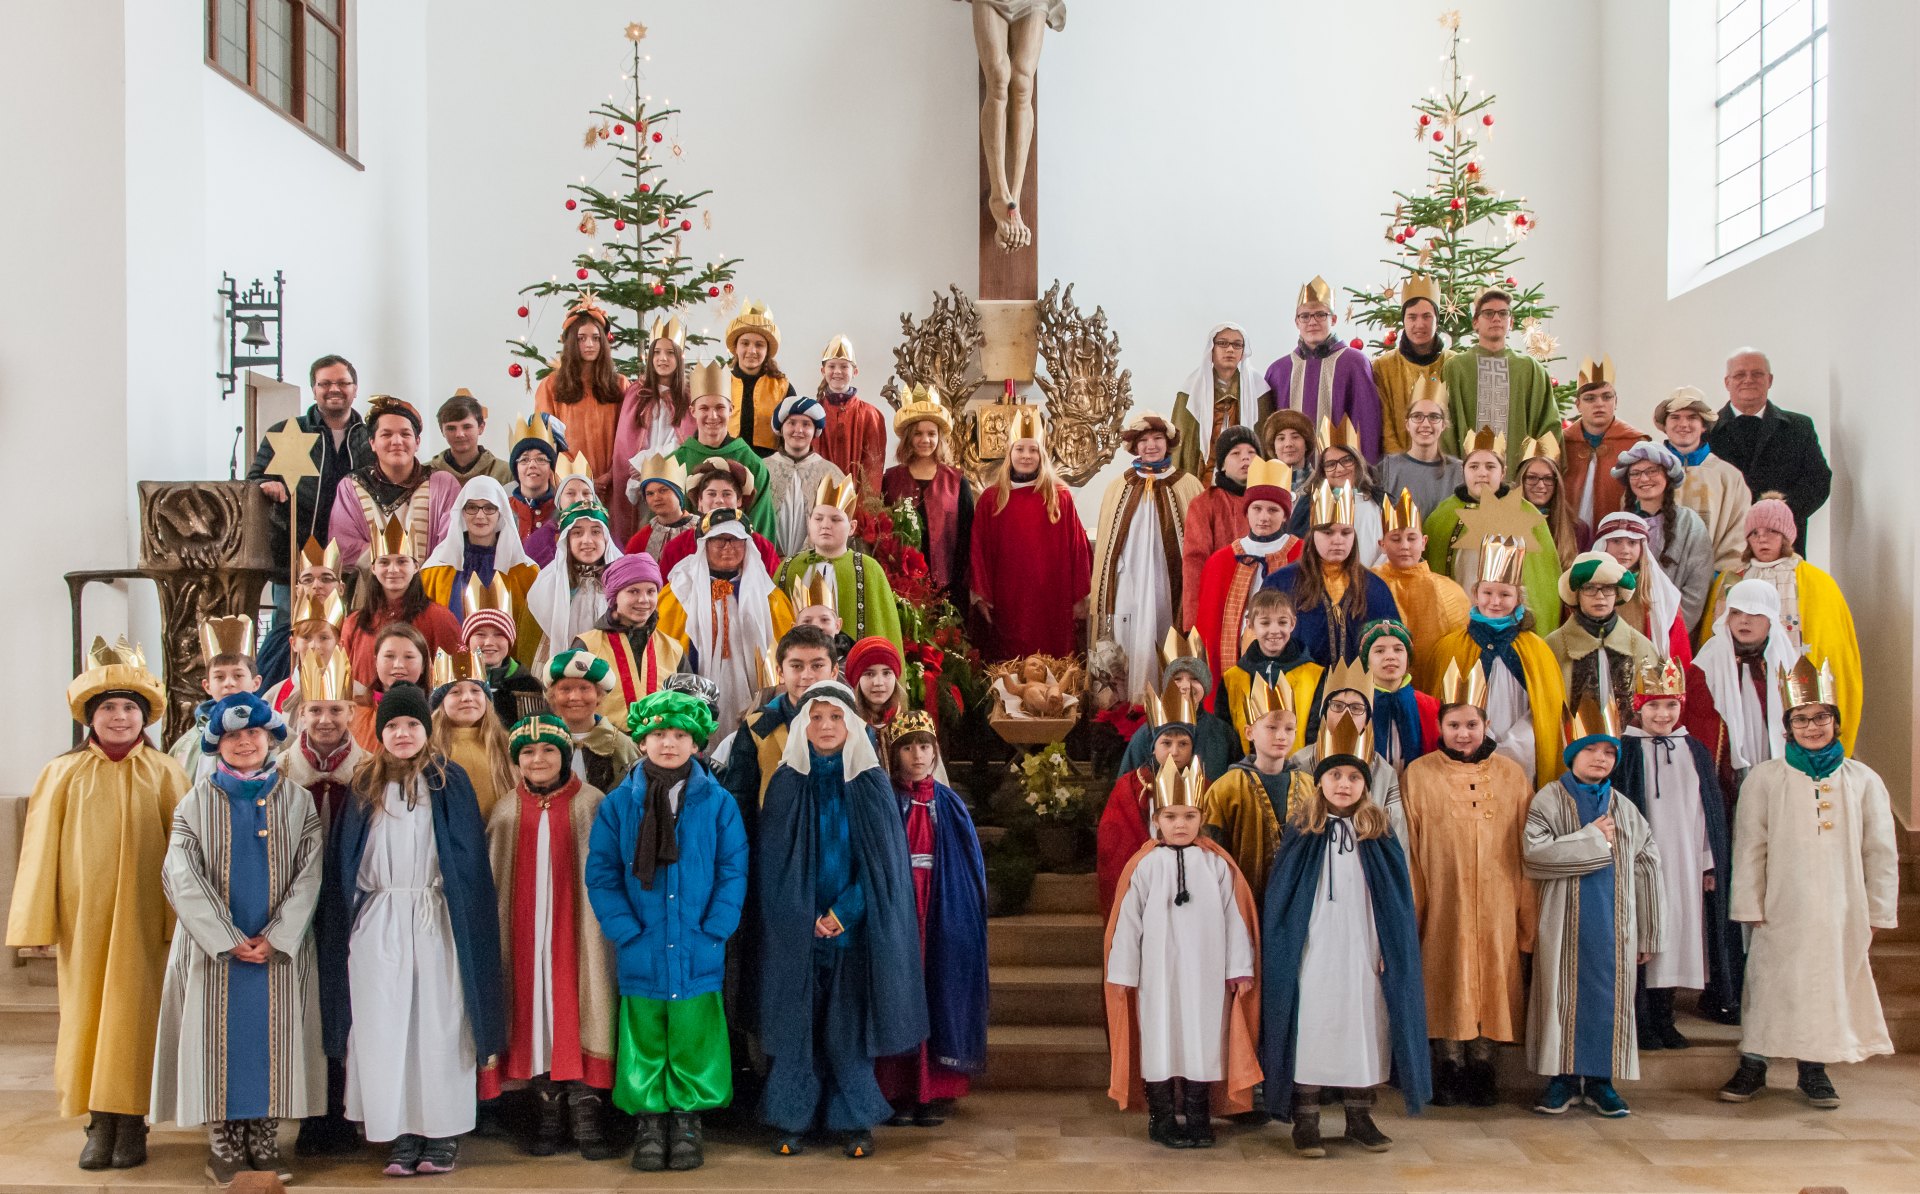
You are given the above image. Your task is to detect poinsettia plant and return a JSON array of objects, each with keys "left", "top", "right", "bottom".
[{"left": 855, "top": 495, "right": 987, "bottom": 721}]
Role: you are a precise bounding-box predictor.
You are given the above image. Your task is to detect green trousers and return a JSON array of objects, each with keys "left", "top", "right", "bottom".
[{"left": 613, "top": 992, "right": 733, "bottom": 1115}]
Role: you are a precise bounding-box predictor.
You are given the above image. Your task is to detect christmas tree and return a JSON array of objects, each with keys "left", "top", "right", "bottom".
[
  {"left": 507, "top": 20, "right": 742, "bottom": 384},
  {"left": 1345, "top": 10, "right": 1574, "bottom": 407}
]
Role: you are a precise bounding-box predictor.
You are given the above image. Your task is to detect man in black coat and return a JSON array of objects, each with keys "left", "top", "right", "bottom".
[
  {"left": 1706, "top": 348, "right": 1830, "bottom": 554},
  {"left": 247, "top": 354, "right": 372, "bottom": 572}
]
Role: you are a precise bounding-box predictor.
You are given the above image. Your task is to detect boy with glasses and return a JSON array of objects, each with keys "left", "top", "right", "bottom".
[
  {"left": 1262, "top": 277, "right": 1384, "bottom": 462},
  {"left": 1439, "top": 290, "right": 1560, "bottom": 472}
]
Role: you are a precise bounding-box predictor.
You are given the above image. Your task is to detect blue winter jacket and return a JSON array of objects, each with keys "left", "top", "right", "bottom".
[{"left": 585, "top": 762, "right": 749, "bottom": 1001}]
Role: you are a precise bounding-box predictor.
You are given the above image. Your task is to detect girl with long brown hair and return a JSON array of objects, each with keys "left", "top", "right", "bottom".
[
  {"left": 1264, "top": 483, "right": 1400, "bottom": 666},
  {"left": 611, "top": 324, "right": 695, "bottom": 546},
  {"left": 428, "top": 667, "right": 514, "bottom": 818},
  {"left": 535, "top": 299, "right": 628, "bottom": 504},
  {"left": 881, "top": 398, "right": 974, "bottom": 609}
]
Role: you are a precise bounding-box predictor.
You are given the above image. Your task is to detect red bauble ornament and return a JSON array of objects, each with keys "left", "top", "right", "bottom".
[
  {"left": 1504, "top": 277, "right": 1517, "bottom": 287},
  {"left": 1419, "top": 114, "right": 1431, "bottom": 126},
  {"left": 1466, "top": 162, "right": 1480, "bottom": 174},
  {"left": 565, "top": 198, "right": 577, "bottom": 210},
  {"left": 651, "top": 283, "right": 665, "bottom": 296},
  {"left": 639, "top": 183, "right": 651, "bottom": 194},
  {"left": 1394, "top": 232, "right": 1407, "bottom": 244},
  {"left": 723, "top": 282, "right": 734, "bottom": 293},
  {"left": 1449, "top": 197, "right": 1464, "bottom": 210},
  {"left": 613, "top": 123, "right": 626, "bottom": 135},
  {"left": 1384, "top": 330, "right": 1398, "bottom": 347},
  {"left": 516, "top": 305, "right": 529, "bottom": 318},
  {"left": 1432, "top": 130, "right": 1444, "bottom": 142},
  {"left": 651, "top": 131, "right": 663, "bottom": 143},
  {"left": 613, "top": 218, "right": 626, "bottom": 231},
  {"left": 576, "top": 268, "right": 589, "bottom": 280},
  {"left": 1405, "top": 227, "right": 1418, "bottom": 239},
  {"left": 508, "top": 363, "right": 523, "bottom": 378},
  {"left": 1514, "top": 214, "right": 1528, "bottom": 227},
  {"left": 708, "top": 286, "right": 720, "bottom": 297},
  {"left": 1482, "top": 114, "right": 1495, "bottom": 126},
  {"left": 679, "top": 219, "right": 692, "bottom": 231}
]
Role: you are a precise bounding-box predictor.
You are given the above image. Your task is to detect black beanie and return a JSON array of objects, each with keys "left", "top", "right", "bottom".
[
  {"left": 1213, "top": 424, "right": 1260, "bottom": 463},
  {"left": 375, "top": 682, "right": 432, "bottom": 738}
]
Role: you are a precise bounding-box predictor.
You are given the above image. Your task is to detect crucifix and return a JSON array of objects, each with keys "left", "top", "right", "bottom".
[{"left": 967, "top": 0, "right": 1064, "bottom": 299}]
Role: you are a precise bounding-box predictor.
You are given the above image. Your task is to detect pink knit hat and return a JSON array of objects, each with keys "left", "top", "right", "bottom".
[{"left": 1745, "top": 498, "right": 1796, "bottom": 543}]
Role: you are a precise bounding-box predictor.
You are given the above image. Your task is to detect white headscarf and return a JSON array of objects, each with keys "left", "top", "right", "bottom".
[
  {"left": 1594, "top": 512, "right": 1681, "bottom": 659},
  {"left": 665, "top": 519, "right": 779, "bottom": 731},
  {"left": 1180, "top": 322, "right": 1265, "bottom": 460},
  {"left": 1695, "top": 578, "right": 1799, "bottom": 769},
  {"left": 423, "top": 475, "right": 535, "bottom": 573},
  {"left": 527, "top": 506, "right": 623, "bottom": 659},
  {"left": 779, "top": 680, "right": 881, "bottom": 782}
]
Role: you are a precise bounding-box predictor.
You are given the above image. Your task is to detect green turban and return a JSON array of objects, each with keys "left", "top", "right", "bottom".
[{"left": 628, "top": 690, "right": 718, "bottom": 749}]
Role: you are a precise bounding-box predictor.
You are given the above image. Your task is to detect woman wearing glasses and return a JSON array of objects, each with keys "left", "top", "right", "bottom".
[{"left": 1611, "top": 442, "right": 1713, "bottom": 632}]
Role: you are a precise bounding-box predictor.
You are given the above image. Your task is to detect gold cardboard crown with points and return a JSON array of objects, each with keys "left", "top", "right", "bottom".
[
  {"left": 754, "top": 644, "right": 780, "bottom": 690},
  {"left": 465, "top": 573, "right": 513, "bottom": 618},
  {"left": 1382, "top": 487, "right": 1423, "bottom": 534},
  {"left": 199, "top": 615, "right": 254, "bottom": 663},
  {"left": 1317, "top": 415, "right": 1362, "bottom": 455},
  {"left": 1144, "top": 677, "right": 1199, "bottom": 733},
  {"left": 1520, "top": 434, "right": 1560, "bottom": 464},
  {"left": 820, "top": 334, "right": 856, "bottom": 365},
  {"left": 289, "top": 588, "right": 345, "bottom": 631},
  {"left": 726, "top": 299, "right": 779, "bottom": 355},
  {"left": 508, "top": 411, "right": 556, "bottom": 451},
  {"left": 814, "top": 472, "right": 859, "bottom": 514},
  {"left": 1437, "top": 658, "right": 1490, "bottom": 709},
  {"left": 1158, "top": 627, "right": 1206, "bottom": 671},
  {"left": 1402, "top": 274, "right": 1440, "bottom": 309},
  {"left": 885, "top": 708, "right": 939, "bottom": 758},
  {"left": 1563, "top": 693, "right": 1622, "bottom": 746},
  {"left": 1478, "top": 534, "right": 1528, "bottom": 587},
  {"left": 554, "top": 450, "right": 594, "bottom": 484},
  {"left": 89, "top": 634, "right": 147, "bottom": 671},
  {"left": 689, "top": 359, "right": 730, "bottom": 400},
  {"left": 1778, "top": 653, "right": 1839, "bottom": 710},
  {"left": 375, "top": 511, "right": 414, "bottom": 559},
  {"left": 648, "top": 314, "right": 686, "bottom": 350},
  {"left": 1316, "top": 708, "right": 1375, "bottom": 767},
  {"left": 635, "top": 452, "right": 688, "bottom": 493},
  {"left": 1578, "top": 354, "right": 1615, "bottom": 390},
  {"left": 1005, "top": 405, "right": 1046, "bottom": 445},
  {"left": 1634, "top": 657, "right": 1687, "bottom": 699},
  {"left": 1409, "top": 374, "right": 1448, "bottom": 411},
  {"left": 298, "top": 536, "right": 343, "bottom": 576},
  {"left": 294, "top": 645, "right": 354, "bottom": 703},
  {"left": 430, "top": 649, "right": 489, "bottom": 690},
  {"left": 1309, "top": 480, "right": 1357, "bottom": 528},
  {"left": 788, "top": 564, "right": 838, "bottom": 614},
  {"left": 1244, "top": 457, "right": 1292, "bottom": 496},
  {"left": 1465, "top": 425, "right": 1507, "bottom": 459},
  {"left": 894, "top": 385, "right": 951, "bottom": 436},
  {"left": 1296, "top": 274, "right": 1333, "bottom": 310},
  {"left": 1322, "top": 656, "right": 1373, "bottom": 705},
  {"left": 1245, "top": 672, "right": 1295, "bottom": 724},
  {"left": 1150, "top": 756, "right": 1206, "bottom": 813}
]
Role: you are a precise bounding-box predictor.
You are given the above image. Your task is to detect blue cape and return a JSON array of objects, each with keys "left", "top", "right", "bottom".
[
  {"left": 898, "top": 780, "right": 990, "bottom": 1074},
  {"left": 1260, "top": 822, "right": 1431, "bottom": 1118}
]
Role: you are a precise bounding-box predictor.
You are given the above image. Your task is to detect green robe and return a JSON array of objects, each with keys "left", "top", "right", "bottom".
[
  {"left": 673, "top": 436, "right": 776, "bottom": 538},
  {"left": 1439, "top": 347, "right": 1562, "bottom": 472},
  {"left": 1423, "top": 495, "right": 1565, "bottom": 632},
  {"left": 774, "top": 547, "right": 904, "bottom": 654}
]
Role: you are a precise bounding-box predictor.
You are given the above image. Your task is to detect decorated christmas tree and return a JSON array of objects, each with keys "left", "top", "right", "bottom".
[
  {"left": 1346, "top": 10, "right": 1574, "bottom": 406},
  {"left": 507, "top": 20, "right": 742, "bottom": 384}
]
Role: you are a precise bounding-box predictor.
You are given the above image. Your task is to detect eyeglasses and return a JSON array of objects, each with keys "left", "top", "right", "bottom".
[
  {"left": 1577, "top": 583, "right": 1617, "bottom": 596},
  {"left": 1296, "top": 311, "right": 1332, "bottom": 324},
  {"left": 1788, "top": 711, "right": 1835, "bottom": 729},
  {"left": 314, "top": 381, "right": 353, "bottom": 390},
  {"left": 1212, "top": 337, "right": 1245, "bottom": 350},
  {"left": 1476, "top": 308, "right": 1512, "bottom": 320},
  {"left": 1321, "top": 457, "right": 1355, "bottom": 474},
  {"left": 1626, "top": 466, "right": 1667, "bottom": 481},
  {"left": 1324, "top": 698, "right": 1370, "bottom": 718},
  {"left": 1407, "top": 412, "right": 1445, "bottom": 424}
]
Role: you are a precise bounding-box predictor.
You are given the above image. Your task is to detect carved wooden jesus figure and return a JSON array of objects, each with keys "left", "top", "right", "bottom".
[{"left": 966, "top": 0, "right": 1065, "bottom": 251}]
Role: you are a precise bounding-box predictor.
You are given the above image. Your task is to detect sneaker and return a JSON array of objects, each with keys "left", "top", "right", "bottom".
[
  {"left": 1718, "top": 1057, "right": 1768, "bottom": 1103},
  {"left": 1290, "top": 1113, "right": 1325, "bottom": 1158},
  {"left": 413, "top": 1136, "right": 459, "bottom": 1175},
  {"left": 1583, "top": 1079, "right": 1631, "bottom": 1118},
  {"left": 1533, "top": 1076, "right": 1579, "bottom": 1115},
  {"left": 382, "top": 1134, "right": 425, "bottom": 1177},
  {"left": 1796, "top": 1062, "right": 1840, "bottom": 1109}
]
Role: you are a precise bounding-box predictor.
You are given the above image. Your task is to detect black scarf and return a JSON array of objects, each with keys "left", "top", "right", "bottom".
[
  {"left": 1575, "top": 611, "right": 1619, "bottom": 638},
  {"left": 1010, "top": 468, "right": 1039, "bottom": 483},
  {"left": 632, "top": 759, "right": 691, "bottom": 889},
  {"left": 1397, "top": 336, "right": 1443, "bottom": 366},
  {"left": 1439, "top": 737, "right": 1498, "bottom": 764},
  {"left": 1212, "top": 471, "right": 1247, "bottom": 496}
]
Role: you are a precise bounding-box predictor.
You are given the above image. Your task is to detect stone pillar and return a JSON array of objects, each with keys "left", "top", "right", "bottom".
[{"left": 138, "top": 481, "right": 275, "bottom": 741}]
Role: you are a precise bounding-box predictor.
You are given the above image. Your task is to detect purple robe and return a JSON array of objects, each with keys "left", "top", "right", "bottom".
[{"left": 1262, "top": 344, "right": 1384, "bottom": 462}]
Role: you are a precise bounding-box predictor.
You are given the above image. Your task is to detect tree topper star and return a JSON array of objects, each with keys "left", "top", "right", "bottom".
[{"left": 625, "top": 21, "right": 648, "bottom": 42}]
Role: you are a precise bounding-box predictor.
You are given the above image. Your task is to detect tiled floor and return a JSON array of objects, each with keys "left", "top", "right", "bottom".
[{"left": 0, "top": 1042, "right": 1915, "bottom": 1192}]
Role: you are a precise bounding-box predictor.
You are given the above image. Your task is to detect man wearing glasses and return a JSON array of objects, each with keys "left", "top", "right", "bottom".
[
  {"left": 1369, "top": 275, "right": 1453, "bottom": 457},
  {"left": 1378, "top": 390, "right": 1464, "bottom": 520},
  {"left": 1706, "top": 348, "right": 1831, "bottom": 555},
  {"left": 1170, "top": 324, "right": 1269, "bottom": 479},
  {"left": 1439, "top": 289, "right": 1561, "bottom": 472},
  {"left": 247, "top": 354, "right": 371, "bottom": 575},
  {"left": 1261, "top": 276, "right": 1384, "bottom": 462}
]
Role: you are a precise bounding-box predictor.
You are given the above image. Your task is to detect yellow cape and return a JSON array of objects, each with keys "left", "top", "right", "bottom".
[
  {"left": 419, "top": 561, "right": 542, "bottom": 667},
  {"left": 1699, "top": 561, "right": 1862, "bottom": 754},
  {"left": 1425, "top": 627, "right": 1566, "bottom": 782}
]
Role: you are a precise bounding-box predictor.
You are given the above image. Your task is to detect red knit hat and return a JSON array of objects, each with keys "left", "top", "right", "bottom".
[{"left": 844, "top": 636, "right": 902, "bottom": 681}]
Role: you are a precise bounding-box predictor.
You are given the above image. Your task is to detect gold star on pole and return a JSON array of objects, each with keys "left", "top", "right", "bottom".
[
  {"left": 625, "top": 21, "right": 648, "bottom": 41},
  {"left": 1454, "top": 485, "right": 1547, "bottom": 547},
  {"left": 263, "top": 424, "right": 320, "bottom": 484}
]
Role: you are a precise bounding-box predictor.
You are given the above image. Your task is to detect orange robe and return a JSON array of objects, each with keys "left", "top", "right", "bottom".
[{"left": 535, "top": 373, "right": 629, "bottom": 499}]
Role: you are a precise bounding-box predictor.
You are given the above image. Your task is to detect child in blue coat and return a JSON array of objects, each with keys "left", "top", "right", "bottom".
[{"left": 586, "top": 690, "right": 748, "bottom": 1173}]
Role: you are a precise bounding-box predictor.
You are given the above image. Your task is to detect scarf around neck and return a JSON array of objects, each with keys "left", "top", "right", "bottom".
[
  {"left": 1439, "top": 736, "right": 1498, "bottom": 764},
  {"left": 1785, "top": 737, "right": 1844, "bottom": 780},
  {"left": 633, "top": 759, "right": 691, "bottom": 888},
  {"left": 1467, "top": 609, "right": 1527, "bottom": 680}
]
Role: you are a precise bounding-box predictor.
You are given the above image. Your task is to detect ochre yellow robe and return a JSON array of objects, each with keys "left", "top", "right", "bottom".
[
  {"left": 1374, "top": 561, "right": 1472, "bottom": 687},
  {"left": 6, "top": 743, "right": 188, "bottom": 1116},
  {"left": 1200, "top": 762, "right": 1314, "bottom": 896},
  {"left": 1425, "top": 628, "right": 1567, "bottom": 783}
]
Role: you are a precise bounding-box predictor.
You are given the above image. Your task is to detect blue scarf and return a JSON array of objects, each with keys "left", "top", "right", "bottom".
[
  {"left": 1561, "top": 773, "right": 1613, "bottom": 820},
  {"left": 1668, "top": 440, "right": 1711, "bottom": 468},
  {"left": 1466, "top": 608, "right": 1527, "bottom": 681},
  {"left": 1785, "top": 738, "right": 1845, "bottom": 780},
  {"left": 1372, "top": 682, "right": 1425, "bottom": 764},
  {"left": 1133, "top": 456, "right": 1174, "bottom": 476}
]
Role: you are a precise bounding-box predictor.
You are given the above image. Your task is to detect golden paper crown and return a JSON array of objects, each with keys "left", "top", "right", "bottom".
[
  {"left": 1158, "top": 627, "right": 1206, "bottom": 671},
  {"left": 1633, "top": 657, "right": 1687, "bottom": 700},
  {"left": 1315, "top": 708, "right": 1374, "bottom": 766},
  {"left": 1323, "top": 656, "right": 1373, "bottom": 704},
  {"left": 464, "top": 573, "right": 513, "bottom": 618},
  {"left": 199, "top": 615, "right": 254, "bottom": 663},
  {"left": 1520, "top": 434, "right": 1561, "bottom": 464},
  {"left": 1317, "top": 414, "right": 1361, "bottom": 455},
  {"left": 554, "top": 450, "right": 594, "bottom": 483},
  {"left": 814, "top": 472, "right": 859, "bottom": 514},
  {"left": 648, "top": 314, "right": 686, "bottom": 350},
  {"left": 1382, "top": 487, "right": 1423, "bottom": 534},
  {"left": 789, "top": 564, "right": 838, "bottom": 613},
  {"left": 1144, "top": 678, "right": 1199, "bottom": 732},
  {"left": 1244, "top": 457, "right": 1292, "bottom": 495},
  {"left": 894, "top": 387, "right": 952, "bottom": 436},
  {"left": 1478, "top": 534, "right": 1528, "bottom": 587},
  {"left": 1578, "top": 355, "right": 1615, "bottom": 390},
  {"left": 1464, "top": 425, "right": 1508, "bottom": 458},
  {"left": 725, "top": 299, "right": 779, "bottom": 355},
  {"left": 635, "top": 451, "right": 688, "bottom": 492},
  {"left": 1401, "top": 274, "right": 1440, "bottom": 309},
  {"left": 885, "top": 708, "right": 939, "bottom": 758},
  {"left": 1562, "top": 693, "right": 1622, "bottom": 746},
  {"left": 294, "top": 645, "right": 354, "bottom": 703},
  {"left": 1005, "top": 405, "right": 1046, "bottom": 446},
  {"left": 1437, "top": 658, "right": 1490, "bottom": 709},
  {"left": 1150, "top": 757, "right": 1206, "bottom": 813},
  {"left": 289, "top": 588, "right": 345, "bottom": 630},
  {"left": 89, "top": 634, "right": 147, "bottom": 671},
  {"left": 1296, "top": 275, "right": 1333, "bottom": 310},
  {"left": 1245, "top": 672, "right": 1295, "bottom": 724},
  {"left": 376, "top": 511, "right": 415, "bottom": 559},
  {"left": 430, "top": 649, "right": 489, "bottom": 690},
  {"left": 508, "top": 411, "right": 556, "bottom": 452},
  {"left": 1309, "top": 481, "right": 1357, "bottom": 528},
  {"left": 820, "top": 334, "right": 856, "bottom": 365},
  {"left": 1409, "top": 375, "right": 1448, "bottom": 412},
  {"left": 1778, "top": 653, "right": 1839, "bottom": 710},
  {"left": 754, "top": 644, "right": 780, "bottom": 690},
  {"left": 298, "top": 536, "right": 343, "bottom": 576},
  {"left": 689, "top": 359, "right": 730, "bottom": 400}
]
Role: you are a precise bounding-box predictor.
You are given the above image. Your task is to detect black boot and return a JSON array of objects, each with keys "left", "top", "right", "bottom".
[
  {"left": 1797, "top": 1061, "right": 1840, "bottom": 1109},
  {"left": 1144, "top": 1079, "right": 1189, "bottom": 1149},
  {"left": 109, "top": 1113, "right": 148, "bottom": 1169},
  {"left": 1464, "top": 1056, "right": 1500, "bottom": 1107},
  {"left": 667, "top": 1112, "right": 704, "bottom": 1170},
  {"left": 1430, "top": 1057, "right": 1463, "bottom": 1106},
  {"left": 528, "top": 1078, "right": 564, "bottom": 1156},
  {"left": 569, "top": 1084, "right": 615, "bottom": 1160},
  {"left": 1650, "top": 989, "right": 1690, "bottom": 1049},
  {"left": 1182, "top": 1081, "right": 1215, "bottom": 1148},
  {"left": 1290, "top": 1087, "right": 1325, "bottom": 1158},
  {"left": 632, "top": 1114, "right": 668, "bottom": 1170},
  {"left": 78, "top": 1113, "right": 117, "bottom": 1171},
  {"left": 1635, "top": 985, "right": 1665, "bottom": 1052},
  {"left": 1342, "top": 1089, "right": 1392, "bottom": 1152}
]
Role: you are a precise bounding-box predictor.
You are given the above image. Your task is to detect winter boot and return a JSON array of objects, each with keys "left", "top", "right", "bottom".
[
  {"left": 528, "top": 1078, "right": 564, "bottom": 1156},
  {"left": 78, "top": 1113, "right": 117, "bottom": 1171},
  {"left": 243, "top": 1118, "right": 294, "bottom": 1183},
  {"left": 1464, "top": 1056, "right": 1501, "bottom": 1107},
  {"left": 913, "top": 1099, "right": 952, "bottom": 1127},
  {"left": 1144, "top": 1079, "right": 1189, "bottom": 1149},
  {"left": 1342, "top": 1089, "right": 1392, "bottom": 1152},
  {"left": 109, "top": 1113, "right": 148, "bottom": 1169},
  {"left": 570, "top": 1083, "right": 617, "bottom": 1161},
  {"left": 1635, "top": 985, "right": 1665, "bottom": 1052},
  {"left": 1653, "top": 989, "right": 1691, "bottom": 1049},
  {"left": 1182, "top": 1081, "right": 1215, "bottom": 1148},
  {"left": 842, "top": 1128, "right": 874, "bottom": 1158},
  {"left": 632, "top": 1115, "right": 668, "bottom": 1171},
  {"left": 667, "top": 1111, "right": 705, "bottom": 1170},
  {"left": 205, "top": 1121, "right": 248, "bottom": 1188},
  {"left": 1290, "top": 1087, "right": 1326, "bottom": 1158},
  {"left": 1430, "top": 1056, "right": 1463, "bottom": 1106}
]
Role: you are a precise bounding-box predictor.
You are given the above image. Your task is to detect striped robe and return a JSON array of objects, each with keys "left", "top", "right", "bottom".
[
  {"left": 150, "top": 775, "right": 326, "bottom": 1126},
  {"left": 1521, "top": 779, "right": 1666, "bottom": 1080}
]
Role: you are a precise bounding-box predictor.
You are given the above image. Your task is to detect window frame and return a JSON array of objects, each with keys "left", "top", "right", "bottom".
[
  {"left": 204, "top": 0, "right": 360, "bottom": 169},
  {"left": 1710, "top": 0, "right": 1828, "bottom": 260}
]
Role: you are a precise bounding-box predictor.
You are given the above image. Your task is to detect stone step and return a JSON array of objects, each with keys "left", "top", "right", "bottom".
[
  {"left": 0, "top": 986, "right": 59, "bottom": 1044},
  {"left": 1027, "top": 871, "right": 1100, "bottom": 915},
  {"left": 989, "top": 964, "right": 1105, "bottom": 1027},
  {"left": 979, "top": 1024, "right": 1109, "bottom": 1090},
  {"left": 1874, "top": 894, "right": 1920, "bottom": 943},
  {"left": 987, "top": 912, "right": 1105, "bottom": 968}
]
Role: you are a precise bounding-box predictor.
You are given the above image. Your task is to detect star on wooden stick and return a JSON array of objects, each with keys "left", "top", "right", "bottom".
[
  {"left": 1454, "top": 484, "right": 1547, "bottom": 548},
  {"left": 625, "top": 21, "right": 648, "bottom": 41},
  {"left": 262, "top": 424, "right": 320, "bottom": 484}
]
